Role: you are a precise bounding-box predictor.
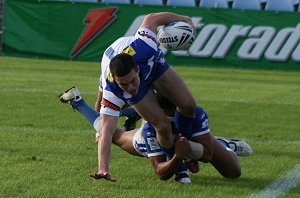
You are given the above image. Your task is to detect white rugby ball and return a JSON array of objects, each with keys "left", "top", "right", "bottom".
[{"left": 157, "top": 21, "right": 195, "bottom": 51}]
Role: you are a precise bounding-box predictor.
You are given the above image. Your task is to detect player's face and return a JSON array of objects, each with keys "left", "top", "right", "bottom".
[{"left": 114, "top": 68, "right": 140, "bottom": 96}]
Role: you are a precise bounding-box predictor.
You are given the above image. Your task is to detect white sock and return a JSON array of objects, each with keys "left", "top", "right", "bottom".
[{"left": 93, "top": 116, "right": 101, "bottom": 134}]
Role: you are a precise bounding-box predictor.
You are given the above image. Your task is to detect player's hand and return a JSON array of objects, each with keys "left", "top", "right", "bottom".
[
  {"left": 183, "top": 16, "right": 195, "bottom": 34},
  {"left": 89, "top": 172, "right": 117, "bottom": 182},
  {"left": 174, "top": 134, "right": 191, "bottom": 159}
]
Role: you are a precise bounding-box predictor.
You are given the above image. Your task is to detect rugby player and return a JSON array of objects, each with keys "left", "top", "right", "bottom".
[
  {"left": 94, "top": 12, "right": 197, "bottom": 181},
  {"left": 59, "top": 87, "right": 252, "bottom": 183}
]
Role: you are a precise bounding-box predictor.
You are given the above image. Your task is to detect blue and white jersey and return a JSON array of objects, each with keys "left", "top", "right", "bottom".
[
  {"left": 133, "top": 105, "right": 210, "bottom": 157},
  {"left": 100, "top": 28, "right": 170, "bottom": 117}
]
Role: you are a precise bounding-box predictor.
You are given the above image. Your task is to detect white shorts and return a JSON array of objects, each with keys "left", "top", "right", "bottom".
[{"left": 132, "top": 128, "right": 147, "bottom": 157}]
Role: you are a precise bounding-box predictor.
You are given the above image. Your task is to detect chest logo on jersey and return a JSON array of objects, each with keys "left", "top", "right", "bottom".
[
  {"left": 108, "top": 72, "right": 114, "bottom": 82},
  {"left": 123, "top": 46, "right": 136, "bottom": 56}
]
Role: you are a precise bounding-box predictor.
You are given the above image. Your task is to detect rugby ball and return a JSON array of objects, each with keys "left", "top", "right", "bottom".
[{"left": 157, "top": 21, "right": 195, "bottom": 51}]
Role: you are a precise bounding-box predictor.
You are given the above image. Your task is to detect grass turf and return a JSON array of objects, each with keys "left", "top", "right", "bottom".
[{"left": 0, "top": 57, "right": 299, "bottom": 198}]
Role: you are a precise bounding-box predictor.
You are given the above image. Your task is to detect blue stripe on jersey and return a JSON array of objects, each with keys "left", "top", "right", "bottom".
[{"left": 105, "top": 47, "right": 115, "bottom": 59}]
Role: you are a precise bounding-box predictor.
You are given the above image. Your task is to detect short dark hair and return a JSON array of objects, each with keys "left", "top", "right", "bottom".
[{"left": 109, "top": 53, "right": 138, "bottom": 77}]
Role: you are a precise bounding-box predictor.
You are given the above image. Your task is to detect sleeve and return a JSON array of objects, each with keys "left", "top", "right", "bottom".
[{"left": 100, "top": 78, "right": 126, "bottom": 117}]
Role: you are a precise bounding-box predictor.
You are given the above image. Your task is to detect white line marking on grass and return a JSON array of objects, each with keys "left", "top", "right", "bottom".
[
  {"left": 200, "top": 97, "right": 299, "bottom": 106},
  {"left": 249, "top": 164, "right": 300, "bottom": 198},
  {"left": 250, "top": 140, "right": 300, "bottom": 145}
]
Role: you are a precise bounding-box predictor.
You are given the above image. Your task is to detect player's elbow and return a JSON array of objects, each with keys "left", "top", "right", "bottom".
[
  {"left": 156, "top": 172, "right": 171, "bottom": 181},
  {"left": 154, "top": 166, "right": 173, "bottom": 181},
  {"left": 143, "top": 13, "right": 158, "bottom": 23}
]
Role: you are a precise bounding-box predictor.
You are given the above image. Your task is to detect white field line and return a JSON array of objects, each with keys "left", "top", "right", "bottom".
[
  {"left": 200, "top": 97, "right": 299, "bottom": 106},
  {"left": 1, "top": 88, "right": 299, "bottom": 106},
  {"left": 249, "top": 164, "right": 300, "bottom": 198},
  {"left": 249, "top": 140, "right": 300, "bottom": 145}
]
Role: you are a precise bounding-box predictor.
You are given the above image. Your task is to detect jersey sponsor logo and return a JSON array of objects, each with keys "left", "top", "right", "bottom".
[
  {"left": 101, "top": 98, "right": 121, "bottom": 111},
  {"left": 70, "top": 8, "right": 118, "bottom": 59},
  {"left": 108, "top": 72, "right": 114, "bottom": 82},
  {"left": 146, "top": 137, "right": 160, "bottom": 150},
  {"left": 123, "top": 46, "right": 136, "bottom": 56}
]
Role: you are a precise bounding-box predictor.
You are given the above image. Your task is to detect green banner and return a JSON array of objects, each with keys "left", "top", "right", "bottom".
[{"left": 3, "top": 0, "right": 300, "bottom": 70}]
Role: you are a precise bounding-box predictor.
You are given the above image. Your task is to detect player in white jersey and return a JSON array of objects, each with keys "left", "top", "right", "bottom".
[
  {"left": 95, "top": 78, "right": 141, "bottom": 131},
  {"left": 95, "top": 12, "right": 197, "bottom": 181},
  {"left": 59, "top": 87, "right": 253, "bottom": 183}
]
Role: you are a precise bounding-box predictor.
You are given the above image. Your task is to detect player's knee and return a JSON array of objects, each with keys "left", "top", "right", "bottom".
[
  {"left": 232, "top": 168, "right": 241, "bottom": 178},
  {"left": 155, "top": 121, "right": 171, "bottom": 134},
  {"left": 155, "top": 121, "right": 173, "bottom": 148},
  {"left": 222, "top": 168, "right": 241, "bottom": 179},
  {"left": 178, "top": 96, "right": 196, "bottom": 116}
]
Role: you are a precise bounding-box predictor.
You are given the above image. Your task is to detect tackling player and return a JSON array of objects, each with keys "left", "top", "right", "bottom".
[{"left": 59, "top": 87, "right": 252, "bottom": 183}]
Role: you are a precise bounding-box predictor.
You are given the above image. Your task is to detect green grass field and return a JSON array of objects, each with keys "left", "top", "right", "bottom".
[{"left": 0, "top": 56, "right": 299, "bottom": 198}]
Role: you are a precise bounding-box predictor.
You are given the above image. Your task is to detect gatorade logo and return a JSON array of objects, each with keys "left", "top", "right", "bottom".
[
  {"left": 126, "top": 16, "right": 300, "bottom": 62},
  {"left": 70, "top": 8, "right": 118, "bottom": 59}
]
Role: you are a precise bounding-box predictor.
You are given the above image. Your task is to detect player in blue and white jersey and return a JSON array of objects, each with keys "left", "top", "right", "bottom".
[
  {"left": 95, "top": 78, "right": 141, "bottom": 132},
  {"left": 59, "top": 87, "right": 192, "bottom": 183},
  {"left": 59, "top": 87, "right": 252, "bottom": 182},
  {"left": 95, "top": 12, "right": 197, "bottom": 181},
  {"left": 143, "top": 94, "right": 243, "bottom": 178}
]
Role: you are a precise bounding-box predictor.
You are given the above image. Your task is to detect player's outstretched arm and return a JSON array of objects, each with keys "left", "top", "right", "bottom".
[{"left": 90, "top": 114, "right": 118, "bottom": 182}]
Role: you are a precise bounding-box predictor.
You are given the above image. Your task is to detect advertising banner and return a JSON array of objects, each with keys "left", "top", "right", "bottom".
[{"left": 3, "top": 0, "right": 300, "bottom": 70}]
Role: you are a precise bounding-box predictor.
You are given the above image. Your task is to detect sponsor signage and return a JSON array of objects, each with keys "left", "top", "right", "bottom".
[{"left": 3, "top": 0, "right": 300, "bottom": 70}]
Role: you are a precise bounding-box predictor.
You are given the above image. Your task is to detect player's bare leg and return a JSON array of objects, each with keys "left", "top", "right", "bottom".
[
  {"left": 112, "top": 128, "right": 141, "bottom": 157},
  {"left": 210, "top": 137, "right": 241, "bottom": 178},
  {"left": 133, "top": 89, "right": 173, "bottom": 148},
  {"left": 153, "top": 67, "right": 195, "bottom": 118},
  {"left": 153, "top": 67, "right": 196, "bottom": 138}
]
